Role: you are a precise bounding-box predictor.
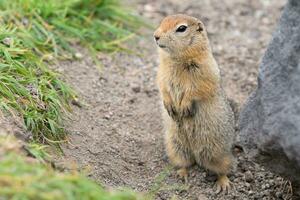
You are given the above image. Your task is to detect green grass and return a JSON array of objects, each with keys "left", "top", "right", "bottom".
[
  {"left": 0, "top": 26, "right": 75, "bottom": 143},
  {"left": 0, "top": 0, "right": 143, "bottom": 144},
  {"left": 145, "top": 166, "right": 188, "bottom": 200},
  {"left": 0, "top": 0, "right": 143, "bottom": 56},
  {"left": 0, "top": 134, "right": 142, "bottom": 200}
]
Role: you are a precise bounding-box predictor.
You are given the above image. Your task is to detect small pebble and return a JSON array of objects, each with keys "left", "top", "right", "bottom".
[
  {"left": 22, "top": 18, "right": 29, "bottom": 26},
  {"left": 275, "top": 191, "right": 283, "bottom": 198},
  {"left": 236, "top": 172, "right": 244, "bottom": 177},
  {"left": 262, "top": 190, "right": 270, "bottom": 197},
  {"left": 128, "top": 98, "right": 136, "bottom": 104},
  {"left": 245, "top": 182, "right": 251, "bottom": 188},
  {"left": 103, "top": 114, "right": 111, "bottom": 120},
  {"left": 197, "top": 194, "right": 208, "bottom": 200},
  {"left": 244, "top": 170, "right": 254, "bottom": 182},
  {"left": 132, "top": 86, "right": 141, "bottom": 93},
  {"left": 71, "top": 99, "right": 82, "bottom": 108},
  {"left": 74, "top": 52, "right": 83, "bottom": 59},
  {"left": 2, "top": 37, "right": 12, "bottom": 46},
  {"left": 269, "top": 179, "right": 275, "bottom": 186},
  {"left": 144, "top": 4, "right": 154, "bottom": 12}
]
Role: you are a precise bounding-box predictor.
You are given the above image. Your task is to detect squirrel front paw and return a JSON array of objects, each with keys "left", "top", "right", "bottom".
[
  {"left": 163, "top": 101, "right": 177, "bottom": 120},
  {"left": 179, "top": 100, "right": 197, "bottom": 118}
]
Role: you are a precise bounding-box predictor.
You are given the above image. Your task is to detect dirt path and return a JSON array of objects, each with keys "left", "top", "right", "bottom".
[{"left": 56, "top": 0, "right": 292, "bottom": 199}]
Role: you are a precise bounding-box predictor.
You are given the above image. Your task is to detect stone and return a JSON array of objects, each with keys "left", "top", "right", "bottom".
[
  {"left": 244, "top": 171, "right": 254, "bottom": 182},
  {"left": 74, "top": 52, "right": 83, "bottom": 59},
  {"left": 131, "top": 85, "right": 141, "bottom": 93},
  {"left": 238, "top": 0, "right": 300, "bottom": 197},
  {"left": 2, "top": 37, "right": 12, "bottom": 46}
]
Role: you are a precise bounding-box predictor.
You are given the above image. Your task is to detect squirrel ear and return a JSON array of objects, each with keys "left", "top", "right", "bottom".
[{"left": 197, "top": 22, "right": 204, "bottom": 32}]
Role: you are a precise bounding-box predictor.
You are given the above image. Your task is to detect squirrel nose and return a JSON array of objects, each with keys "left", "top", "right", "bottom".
[{"left": 154, "top": 35, "right": 160, "bottom": 41}]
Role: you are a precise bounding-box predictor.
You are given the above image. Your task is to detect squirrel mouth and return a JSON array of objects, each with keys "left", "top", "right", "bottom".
[{"left": 158, "top": 44, "right": 166, "bottom": 48}]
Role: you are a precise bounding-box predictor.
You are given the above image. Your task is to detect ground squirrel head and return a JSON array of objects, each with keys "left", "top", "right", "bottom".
[{"left": 154, "top": 14, "right": 209, "bottom": 58}]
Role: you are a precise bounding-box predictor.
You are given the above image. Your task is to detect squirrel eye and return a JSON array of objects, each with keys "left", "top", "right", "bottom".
[{"left": 176, "top": 25, "right": 187, "bottom": 32}]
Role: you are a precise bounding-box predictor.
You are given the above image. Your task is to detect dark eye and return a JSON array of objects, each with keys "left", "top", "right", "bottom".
[{"left": 176, "top": 25, "right": 187, "bottom": 32}]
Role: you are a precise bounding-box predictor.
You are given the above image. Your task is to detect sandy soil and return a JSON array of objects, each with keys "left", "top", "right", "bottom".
[{"left": 52, "top": 0, "right": 296, "bottom": 199}]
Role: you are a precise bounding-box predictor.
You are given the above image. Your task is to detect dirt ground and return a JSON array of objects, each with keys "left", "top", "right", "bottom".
[{"left": 52, "top": 0, "right": 295, "bottom": 199}]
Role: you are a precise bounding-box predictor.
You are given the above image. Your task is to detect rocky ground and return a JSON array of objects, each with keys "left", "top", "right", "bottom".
[{"left": 32, "top": 0, "right": 297, "bottom": 199}]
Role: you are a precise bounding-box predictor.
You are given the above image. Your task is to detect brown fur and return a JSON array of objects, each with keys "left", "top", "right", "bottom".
[{"left": 155, "top": 14, "right": 235, "bottom": 192}]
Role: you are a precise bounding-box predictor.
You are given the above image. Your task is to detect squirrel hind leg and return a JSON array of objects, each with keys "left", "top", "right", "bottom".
[
  {"left": 216, "top": 174, "right": 231, "bottom": 193},
  {"left": 202, "top": 154, "right": 234, "bottom": 193},
  {"left": 165, "top": 135, "right": 194, "bottom": 182},
  {"left": 177, "top": 168, "right": 189, "bottom": 183}
]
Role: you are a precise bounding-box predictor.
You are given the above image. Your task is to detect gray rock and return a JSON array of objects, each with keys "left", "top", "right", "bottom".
[{"left": 239, "top": 0, "right": 300, "bottom": 196}]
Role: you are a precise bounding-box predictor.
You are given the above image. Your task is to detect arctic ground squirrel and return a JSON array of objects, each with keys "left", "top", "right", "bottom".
[{"left": 154, "top": 14, "right": 235, "bottom": 192}]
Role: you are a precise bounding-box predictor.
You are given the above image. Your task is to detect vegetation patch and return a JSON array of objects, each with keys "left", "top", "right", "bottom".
[
  {"left": 0, "top": 26, "right": 75, "bottom": 143},
  {"left": 0, "top": 134, "right": 142, "bottom": 200},
  {"left": 0, "top": 1, "right": 146, "bottom": 198},
  {"left": 0, "top": 0, "right": 142, "bottom": 143}
]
